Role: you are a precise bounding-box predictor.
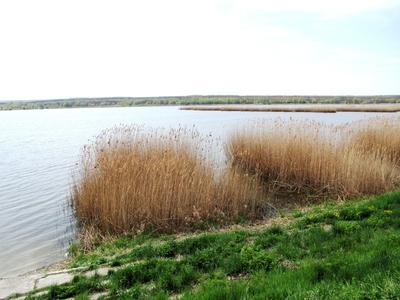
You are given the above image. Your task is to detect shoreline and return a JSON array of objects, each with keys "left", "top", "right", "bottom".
[
  {"left": 2, "top": 191, "right": 400, "bottom": 299},
  {"left": 181, "top": 104, "right": 400, "bottom": 113},
  {"left": 1, "top": 95, "right": 400, "bottom": 111}
]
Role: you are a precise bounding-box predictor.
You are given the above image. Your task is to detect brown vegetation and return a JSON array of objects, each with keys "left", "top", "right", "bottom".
[
  {"left": 349, "top": 118, "right": 400, "bottom": 166},
  {"left": 181, "top": 104, "right": 400, "bottom": 113},
  {"left": 227, "top": 118, "right": 400, "bottom": 199},
  {"left": 72, "top": 117, "right": 400, "bottom": 236},
  {"left": 72, "top": 126, "right": 263, "bottom": 235}
]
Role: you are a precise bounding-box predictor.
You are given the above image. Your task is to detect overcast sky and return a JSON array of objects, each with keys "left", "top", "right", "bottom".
[{"left": 0, "top": 0, "right": 399, "bottom": 100}]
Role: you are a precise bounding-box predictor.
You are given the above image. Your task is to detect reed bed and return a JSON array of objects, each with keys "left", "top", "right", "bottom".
[
  {"left": 73, "top": 117, "right": 400, "bottom": 237},
  {"left": 349, "top": 117, "right": 400, "bottom": 166},
  {"left": 72, "top": 126, "right": 263, "bottom": 235},
  {"left": 227, "top": 119, "right": 400, "bottom": 200},
  {"left": 181, "top": 104, "right": 400, "bottom": 113}
]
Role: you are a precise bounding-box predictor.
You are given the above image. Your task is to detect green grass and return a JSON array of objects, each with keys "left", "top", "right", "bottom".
[{"left": 24, "top": 191, "right": 400, "bottom": 299}]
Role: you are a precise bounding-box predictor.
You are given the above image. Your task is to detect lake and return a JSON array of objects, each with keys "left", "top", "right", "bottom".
[{"left": 0, "top": 106, "right": 398, "bottom": 277}]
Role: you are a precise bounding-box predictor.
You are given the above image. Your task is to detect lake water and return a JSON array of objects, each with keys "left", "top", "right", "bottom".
[{"left": 0, "top": 106, "right": 398, "bottom": 277}]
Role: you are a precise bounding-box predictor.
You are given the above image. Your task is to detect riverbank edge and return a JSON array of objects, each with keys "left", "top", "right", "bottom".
[{"left": 2, "top": 190, "right": 400, "bottom": 299}]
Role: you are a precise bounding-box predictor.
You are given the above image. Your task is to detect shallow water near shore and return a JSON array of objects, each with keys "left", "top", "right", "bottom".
[{"left": 0, "top": 106, "right": 399, "bottom": 277}]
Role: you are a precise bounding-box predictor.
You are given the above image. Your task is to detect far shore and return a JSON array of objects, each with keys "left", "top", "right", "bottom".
[
  {"left": 181, "top": 104, "right": 400, "bottom": 113},
  {"left": 1, "top": 95, "right": 400, "bottom": 111}
]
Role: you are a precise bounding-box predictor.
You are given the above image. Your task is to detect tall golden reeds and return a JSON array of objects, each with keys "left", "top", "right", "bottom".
[
  {"left": 227, "top": 119, "right": 400, "bottom": 199},
  {"left": 73, "top": 117, "right": 400, "bottom": 237},
  {"left": 349, "top": 117, "right": 400, "bottom": 166},
  {"left": 72, "top": 126, "right": 263, "bottom": 235}
]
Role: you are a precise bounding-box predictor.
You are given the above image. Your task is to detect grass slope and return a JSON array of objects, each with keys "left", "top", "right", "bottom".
[{"left": 25, "top": 191, "right": 400, "bottom": 299}]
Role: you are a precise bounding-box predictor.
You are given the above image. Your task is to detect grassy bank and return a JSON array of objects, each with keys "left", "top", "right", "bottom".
[
  {"left": 182, "top": 104, "right": 400, "bottom": 113},
  {"left": 23, "top": 190, "right": 400, "bottom": 299}
]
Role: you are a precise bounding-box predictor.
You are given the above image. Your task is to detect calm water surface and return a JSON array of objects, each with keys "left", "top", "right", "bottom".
[{"left": 0, "top": 106, "right": 398, "bottom": 277}]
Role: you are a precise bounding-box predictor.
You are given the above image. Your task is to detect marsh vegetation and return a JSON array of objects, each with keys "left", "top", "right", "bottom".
[
  {"left": 72, "top": 126, "right": 263, "bottom": 238},
  {"left": 72, "top": 117, "right": 400, "bottom": 240},
  {"left": 228, "top": 118, "right": 400, "bottom": 200}
]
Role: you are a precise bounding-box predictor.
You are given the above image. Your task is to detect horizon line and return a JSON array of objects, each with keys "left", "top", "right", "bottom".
[{"left": 2, "top": 94, "right": 400, "bottom": 103}]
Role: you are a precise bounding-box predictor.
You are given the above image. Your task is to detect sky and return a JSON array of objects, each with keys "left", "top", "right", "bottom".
[{"left": 0, "top": 0, "right": 399, "bottom": 100}]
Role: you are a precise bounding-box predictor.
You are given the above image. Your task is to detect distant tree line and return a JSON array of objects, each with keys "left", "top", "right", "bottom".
[{"left": 1, "top": 95, "right": 400, "bottom": 111}]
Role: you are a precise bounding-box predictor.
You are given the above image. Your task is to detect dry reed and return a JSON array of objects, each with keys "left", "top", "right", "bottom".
[
  {"left": 72, "top": 126, "right": 264, "bottom": 235},
  {"left": 349, "top": 117, "right": 400, "bottom": 166},
  {"left": 227, "top": 119, "right": 400, "bottom": 199},
  {"left": 73, "top": 117, "right": 400, "bottom": 237}
]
